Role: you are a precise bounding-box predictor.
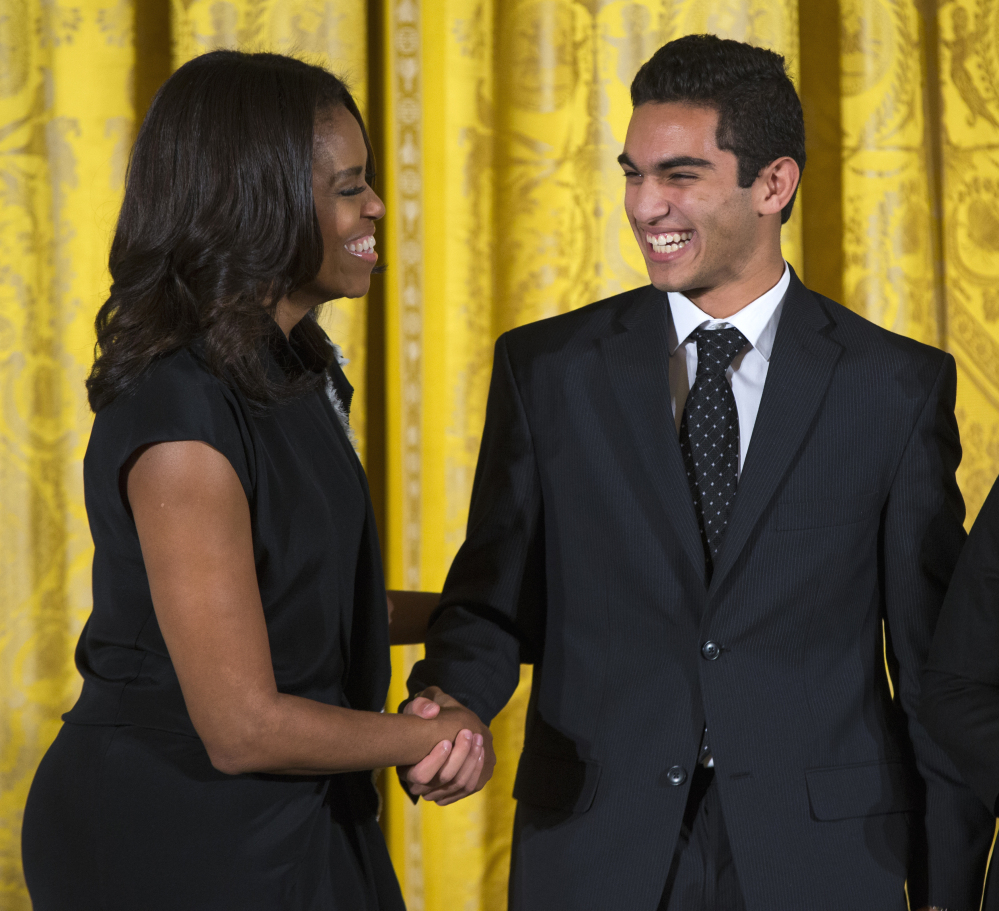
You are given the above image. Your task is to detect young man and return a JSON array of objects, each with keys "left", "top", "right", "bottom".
[{"left": 403, "top": 35, "right": 993, "bottom": 911}]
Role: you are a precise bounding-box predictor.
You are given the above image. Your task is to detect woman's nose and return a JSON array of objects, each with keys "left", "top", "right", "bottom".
[{"left": 364, "top": 189, "right": 386, "bottom": 221}]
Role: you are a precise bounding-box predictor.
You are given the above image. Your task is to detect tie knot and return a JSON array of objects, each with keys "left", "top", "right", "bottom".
[{"left": 691, "top": 326, "right": 749, "bottom": 377}]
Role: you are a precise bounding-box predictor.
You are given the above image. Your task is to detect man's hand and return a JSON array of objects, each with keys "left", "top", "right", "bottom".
[{"left": 399, "top": 687, "right": 496, "bottom": 805}]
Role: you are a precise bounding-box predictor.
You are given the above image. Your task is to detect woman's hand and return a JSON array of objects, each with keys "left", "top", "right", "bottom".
[{"left": 400, "top": 687, "right": 496, "bottom": 805}]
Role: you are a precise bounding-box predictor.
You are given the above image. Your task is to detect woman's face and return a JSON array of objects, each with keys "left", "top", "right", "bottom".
[{"left": 292, "top": 105, "right": 386, "bottom": 308}]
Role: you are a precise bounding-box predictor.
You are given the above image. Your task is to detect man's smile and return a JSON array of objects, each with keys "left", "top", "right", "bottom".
[{"left": 645, "top": 230, "right": 694, "bottom": 261}]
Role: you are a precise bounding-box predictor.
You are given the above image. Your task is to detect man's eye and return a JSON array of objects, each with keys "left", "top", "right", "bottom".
[
  {"left": 671, "top": 173, "right": 696, "bottom": 181},
  {"left": 622, "top": 170, "right": 641, "bottom": 179}
]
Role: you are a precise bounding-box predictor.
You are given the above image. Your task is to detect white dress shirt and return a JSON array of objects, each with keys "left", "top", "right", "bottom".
[{"left": 668, "top": 263, "right": 790, "bottom": 476}]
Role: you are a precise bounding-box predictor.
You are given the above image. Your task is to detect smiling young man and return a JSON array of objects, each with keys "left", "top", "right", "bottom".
[{"left": 403, "top": 35, "right": 993, "bottom": 911}]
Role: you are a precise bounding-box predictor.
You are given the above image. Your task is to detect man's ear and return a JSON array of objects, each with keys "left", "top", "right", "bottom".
[{"left": 754, "top": 156, "right": 800, "bottom": 217}]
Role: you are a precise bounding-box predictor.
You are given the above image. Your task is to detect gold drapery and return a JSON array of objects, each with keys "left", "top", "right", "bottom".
[{"left": 2, "top": 1, "right": 999, "bottom": 908}]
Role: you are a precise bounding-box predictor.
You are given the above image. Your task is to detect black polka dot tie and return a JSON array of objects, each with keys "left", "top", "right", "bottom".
[{"left": 678, "top": 326, "right": 749, "bottom": 583}]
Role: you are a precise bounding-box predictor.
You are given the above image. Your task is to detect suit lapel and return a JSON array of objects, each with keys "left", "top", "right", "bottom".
[
  {"left": 708, "top": 273, "right": 843, "bottom": 595},
  {"left": 599, "top": 288, "right": 707, "bottom": 584}
]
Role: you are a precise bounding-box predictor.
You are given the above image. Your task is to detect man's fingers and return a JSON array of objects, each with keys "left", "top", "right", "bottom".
[
  {"left": 433, "top": 729, "right": 473, "bottom": 783},
  {"left": 450, "top": 742, "right": 485, "bottom": 792},
  {"left": 422, "top": 738, "right": 484, "bottom": 802},
  {"left": 405, "top": 739, "right": 452, "bottom": 787},
  {"left": 403, "top": 696, "right": 440, "bottom": 718},
  {"left": 433, "top": 753, "right": 484, "bottom": 806}
]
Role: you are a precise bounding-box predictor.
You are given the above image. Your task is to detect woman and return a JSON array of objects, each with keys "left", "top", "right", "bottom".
[
  {"left": 22, "top": 51, "right": 492, "bottom": 910},
  {"left": 920, "top": 475, "right": 999, "bottom": 909}
]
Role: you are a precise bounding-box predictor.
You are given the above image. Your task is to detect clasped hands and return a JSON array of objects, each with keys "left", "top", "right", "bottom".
[{"left": 399, "top": 686, "right": 496, "bottom": 805}]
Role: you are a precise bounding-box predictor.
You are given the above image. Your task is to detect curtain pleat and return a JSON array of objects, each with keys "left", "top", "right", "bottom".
[
  {"left": 2, "top": 2, "right": 999, "bottom": 907},
  {"left": 939, "top": 0, "right": 999, "bottom": 520}
]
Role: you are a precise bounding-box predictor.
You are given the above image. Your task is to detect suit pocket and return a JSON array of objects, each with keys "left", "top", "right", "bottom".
[
  {"left": 775, "top": 495, "right": 876, "bottom": 530},
  {"left": 805, "top": 760, "right": 917, "bottom": 821},
  {"left": 513, "top": 750, "right": 601, "bottom": 814}
]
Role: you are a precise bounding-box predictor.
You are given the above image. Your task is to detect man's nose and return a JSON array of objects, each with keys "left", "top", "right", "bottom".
[{"left": 630, "top": 182, "right": 671, "bottom": 225}]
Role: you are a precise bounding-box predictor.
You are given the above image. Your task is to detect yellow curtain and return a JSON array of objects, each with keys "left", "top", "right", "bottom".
[
  {"left": 939, "top": 0, "right": 999, "bottom": 518},
  {"left": 3, "top": 2, "right": 999, "bottom": 908},
  {"left": 0, "top": 1, "right": 134, "bottom": 902}
]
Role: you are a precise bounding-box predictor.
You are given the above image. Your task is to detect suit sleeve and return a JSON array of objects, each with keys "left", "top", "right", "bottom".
[
  {"left": 882, "top": 353, "right": 993, "bottom": 909},
  {"left": 920, "top": 474, "right": 999, "bottom": 816},
  {"left": 407, "top": 333, "right": 545, "bottom": 725}
]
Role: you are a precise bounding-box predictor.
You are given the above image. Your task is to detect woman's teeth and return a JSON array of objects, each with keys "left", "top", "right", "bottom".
[
  {"left": 347, "top": 236, "right": 376, "bottom": 254},
  {"left": 646, "top": 231, "right": 692, "bottom": 254}
]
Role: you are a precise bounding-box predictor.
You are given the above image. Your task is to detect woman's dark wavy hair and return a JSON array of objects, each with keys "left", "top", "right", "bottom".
[
  {"left": 86, "top": 50, "right": 375, "bottom": 412},
  {"left": 631, "top": 34, "right": 805, "bottom": 224}
]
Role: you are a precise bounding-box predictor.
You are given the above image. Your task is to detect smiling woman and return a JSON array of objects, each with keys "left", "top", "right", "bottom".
[
  {"left": 274, "top": 104, "right": 386, "bottom": 334},
  {"left": 19, "top": 51, "right": 493, "bottom": 911}
]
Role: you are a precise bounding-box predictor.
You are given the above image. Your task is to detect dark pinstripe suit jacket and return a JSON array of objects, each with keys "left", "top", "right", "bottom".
[{"left": 408, "top": 269, "right": 993, "bottom": 911}]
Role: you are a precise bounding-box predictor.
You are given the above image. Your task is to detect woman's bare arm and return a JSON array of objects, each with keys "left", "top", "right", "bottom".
[
  {"left": 386, "top": 590, "right": 440, "bottom": 645},
  {"left": 127, "top": 440, "right": 492, "bottom": 777}
]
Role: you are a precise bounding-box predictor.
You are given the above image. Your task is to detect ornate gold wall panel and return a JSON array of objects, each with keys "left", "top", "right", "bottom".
[
  {"left": 171, "top": 0, "right": 372, "bottom": 459},
  {"left": 939, "top": 0, "right": 999, "bottom": 520},
  {"left": 0, "top": 2, "right": 133, "bottom": 906}
]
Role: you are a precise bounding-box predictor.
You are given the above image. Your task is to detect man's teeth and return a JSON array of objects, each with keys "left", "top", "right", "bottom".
[
  {"left": 646, "top": 231, "right": 692, "bottom": 253},
  {"left": 347, "top": 236, "right": 376, "bottom": 253}
]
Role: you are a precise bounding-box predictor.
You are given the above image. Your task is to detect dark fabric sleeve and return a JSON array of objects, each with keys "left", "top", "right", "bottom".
[
  {"left": 882, "top": 354, "right": 993, "bottom": 909},
  {"left": 406, "top": 334, "right": 544, "bottom": 725},
  {"left": 104, "top": 351, "right": 254, "bottom": 503},
  {"left": 921, "top": 474, "right": 999, "bottom": 818}
]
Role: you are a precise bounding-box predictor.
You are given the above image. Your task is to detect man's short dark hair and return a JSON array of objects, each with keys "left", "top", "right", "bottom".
[{"left": 631, "top": 34, "right": 805, "bottom": 224}]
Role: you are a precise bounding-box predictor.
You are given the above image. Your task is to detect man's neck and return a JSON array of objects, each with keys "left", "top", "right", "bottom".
[{"left": 679, "top": 256, "right": 787, "bottom": 319}]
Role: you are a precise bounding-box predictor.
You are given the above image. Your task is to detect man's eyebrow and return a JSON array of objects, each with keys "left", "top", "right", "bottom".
[
  {"left": 655, "top": 155, "right": 714, "bottom": 171},
  {"left": 616, "top": 153, "right": 715, "bottom": 172}
]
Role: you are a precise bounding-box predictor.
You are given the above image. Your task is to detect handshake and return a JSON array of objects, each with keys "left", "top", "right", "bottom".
[{"left": 399, "top": 687, "right": 497, "bottom": 805}]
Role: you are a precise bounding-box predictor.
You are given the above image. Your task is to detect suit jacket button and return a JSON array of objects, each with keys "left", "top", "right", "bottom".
[
  {"left": 667, "top": 765, "right": 687, "bottom": 786},
  {"left": 701, "top": 640, "right": 721, "bottom": 660}
]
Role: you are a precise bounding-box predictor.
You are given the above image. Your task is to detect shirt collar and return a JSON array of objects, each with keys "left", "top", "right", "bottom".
[{"left": 667, "top": 261, "right": 790, "bottom": 362}]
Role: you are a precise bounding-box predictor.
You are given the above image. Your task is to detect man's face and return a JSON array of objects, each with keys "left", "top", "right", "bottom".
[{"left": 621, "top": 103, "right": 764, "bottom": 297}]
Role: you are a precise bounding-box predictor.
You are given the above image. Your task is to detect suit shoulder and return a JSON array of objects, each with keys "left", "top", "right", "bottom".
[
  {"left": 500, "top": 285, "right": 654, "bottom": 357},
  {"left": 815, "top": 291, "right": 951, "bottom": 378}
]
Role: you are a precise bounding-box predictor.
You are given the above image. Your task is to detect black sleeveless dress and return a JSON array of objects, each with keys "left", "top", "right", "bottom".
[{"left": 22, "top": 330, "right": 404, "bottom": 911}]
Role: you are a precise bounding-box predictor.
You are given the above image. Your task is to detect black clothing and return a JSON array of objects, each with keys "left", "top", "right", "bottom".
[
  {"left": 409, "top": 270, "right": 993, "bottom": 911},
  {"left": 658, "top": 768, "right": 745, "bottom": 911},
  {"left": 23, "top": 332, "right": 402, "bottom": 911},
  {"left": 922, "top": 474, "right": 999, "bottom": 910}
]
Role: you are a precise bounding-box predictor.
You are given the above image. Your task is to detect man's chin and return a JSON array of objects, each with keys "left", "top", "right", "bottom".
[
  {"left": 646, "top": 262, "right": 700, "bottom": 295},
  {"left": 648, "top": 273, "right": 697, "bottom": 295}
]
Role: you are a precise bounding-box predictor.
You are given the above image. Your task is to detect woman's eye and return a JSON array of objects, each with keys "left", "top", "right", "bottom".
[{"left": 340, "top": 186, "right": 366, "bottom": 197}]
